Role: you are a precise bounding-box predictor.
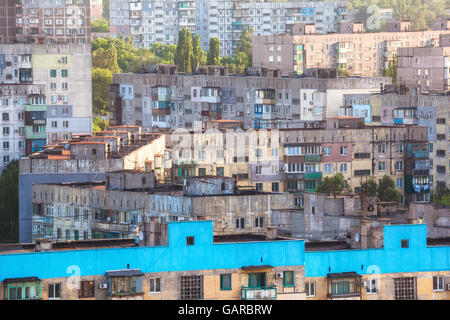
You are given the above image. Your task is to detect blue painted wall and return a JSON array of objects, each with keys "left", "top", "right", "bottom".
[
  {"left": 352, "top": 104, "right": 371, "bottom": 124},
  {"left": 305, "top": 224, "right": 450, "bottom": 277},
  {"left": 0, "top": 221, "right": 305, "bottom": 281}
]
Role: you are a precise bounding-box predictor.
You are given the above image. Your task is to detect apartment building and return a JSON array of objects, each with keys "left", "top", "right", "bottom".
[
  {"left": 0, "top": 83, "right": 45, "bottom": 170},
  {"left": 0, "top": 222, "right": 448, "bottom": 300},
  {"left": 109, "top": 65, "right": 388, "bottom": 130},
  {"left": 18, "top": 126, "right": 168, "bottom": 243},
  {"left": 253, "top": 26, "right": 450, "bottom": 77},
  {"left": 341, "top": 93, "right": 450, "bottom": 192},
  {"left": 109, "top": 0, "right": 348, "bottom": 56},
  {"left": 397, "top": 46, "right": 450, "bottom": 95},
  {"left": 30, "top": 172, "right": 293, "bottom": 242},
  {"left": 0, "top": 43, "right": 92, "bottom": 150},
  {"left": 0, "top": 0, "right": 92, "bottom": 45},
  {"left": 90, "top": 0, "right": 102, "bottom": 21}
]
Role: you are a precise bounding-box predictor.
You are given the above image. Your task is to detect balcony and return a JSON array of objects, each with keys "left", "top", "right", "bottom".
[
  {"left": 241, "top": 286, "right": 277, "bottom": 300},
  {"left": 90, "top": 221, "right": 133, "bottom": 233},
  {"left": 413, "top": 151, "right": 429, "bottom": 159},
  {"left": 304, "top": 154, "right": 322, "bottom": 162},
  {"left": 304, "top": 172, "right": 322, "bottom": 180},
  {"left": 33, "top": 215, "right": 53, "bottom": 225}
]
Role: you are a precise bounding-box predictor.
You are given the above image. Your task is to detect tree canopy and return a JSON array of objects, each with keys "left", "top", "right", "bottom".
[
  {"left": 0, "top": 161, "right": 19, "bottom": 243},
  {"left": 207, "top": 37, "right": 221, "bottom": 66},
  {"left": 317, "top": 173, "right": 345, "bottom": 197},
  {"left": 378, "top": 175, "right": 401, "bottom": 203},
  {"left": 91, "top": 18, "right": 110, "bottom": 33}
]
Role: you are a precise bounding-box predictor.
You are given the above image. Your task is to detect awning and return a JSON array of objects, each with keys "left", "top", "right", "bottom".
[
  {"left": 105, "top": 269, "right": 144, "bottom": 277},
  {"left": 241, "top": 265, "right": 273, "bottom": 271},
  {"left": 327, "top": 272, "right": 361, "bottom": 279},
  {"left": 3, "top": 277, "right": 40, "bottom": 284}
]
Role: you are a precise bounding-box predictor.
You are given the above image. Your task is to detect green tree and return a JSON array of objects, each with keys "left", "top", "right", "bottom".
[
  {"left": 317, "top": 173, "right": 345, "bottom": 197},
  {"left": 91, "top": 18, "right": 110, "bottom": 32},
  {"left": 92, "top": 46, "right": 121, "bottom": 73},
  {"left": 191, "top": 34, "right": 206, "bottom": 72},
  {"left": 174, "top": 28, "right": 193, "bottom": 73},
  {"left": 220, "top": 56, "right": 237, "bottom": 74},
  {"left": 378, "top": 175, "right": 401, "bottom": 203},
  {"left": 0, "top": 161, "right": 19, "bottom": 244},
  {"left": 359, "top": 177, "right": 378, "bottom": 197},
  {"left": 235, "top": 27, "right": 253, "bottom": 68},
  {"left": 207, "top": 37, "right": 220, "bottom": 66},
  {"left": 92, "top": 68, "right": 112, "bottom": 115},
  {"left": 93, "top": 117, "right": 109, "bottom": 133},
  {"left": 150, "top": 42, "right": 176, "bottom": 64},
  {"left": 383, "top": 54, "right": 398, "bottom": 84},
  {"left": 124, "top": 50, "right": 161, "bottom": 73}
]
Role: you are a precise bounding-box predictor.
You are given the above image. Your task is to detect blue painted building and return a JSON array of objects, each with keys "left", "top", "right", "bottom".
[{"left": 1, "top": 222, "right": 449, "bottom": 300}]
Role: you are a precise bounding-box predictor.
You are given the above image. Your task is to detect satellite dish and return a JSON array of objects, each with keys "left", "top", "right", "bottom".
[
  {"left": 139, "top": 231, "right": 144, "bottom": 241},
  {"left": 355, "top": 232, "right": 360, "bottom": 243}
]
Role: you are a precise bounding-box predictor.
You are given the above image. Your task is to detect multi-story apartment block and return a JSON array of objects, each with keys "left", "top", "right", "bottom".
[
  {"left": 253, "top": 26, "right": 450, "bottom": 77},
  {"left": 109, "top": 0, "right": 348, "bottom": 56},
  {"left": 0, "top": 0, "right": 16, "bottom": 44},
  {"left": 341, "top": 93, "right": 450, "bottom": 194},
  {"left": 0, "top": 43, "right": 92, "bottom": 153},
  {"left": 0, "top": 83, "right": 45, "bottom": 170},
  {"left": 18, "top": 126, "right": 172, "bottom": 243},
  {"left": 5, "top": 0, "right": 92, "bottom": 45},
  {"left": 0, "top": 222, "right": 449, "bottom": 300},
  {"left": 30, "top": 173, "right": 293, "bottom": 242},
  {"left": 109, "top": 65, "right": 388, "bottom": 130},
  {"left": 90, "top": 0, "right": 102, "bottom": 21},
  {"left": 397, "top": 46, "right": 450, "bottom": 95}
]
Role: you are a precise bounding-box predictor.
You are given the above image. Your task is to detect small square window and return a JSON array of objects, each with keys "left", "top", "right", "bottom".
[
  {"left": 284, "top": 271, "right": 295, "bottom": 287},
  {"left": 186, "top": 236, "right": 194, "bottom": 246},
  {"left": 401, "top": 239, "right": 409, "bottom": 248}
]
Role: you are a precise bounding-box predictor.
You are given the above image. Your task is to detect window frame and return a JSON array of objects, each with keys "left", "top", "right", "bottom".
[
  {"left": 220, "top": 274, "right": 232, "bottom": 291},
  {"left": 149, "top": 277, "right": 161, "bottom": 294},
  {"left": 48, "top": 282, "right": 61, "bottom": 300},
  {"left": 305, "top": 281, "right": 316, "bottom": 297},
  {"left": 283, "top": 271, "right": 295, "bottom": 287}
]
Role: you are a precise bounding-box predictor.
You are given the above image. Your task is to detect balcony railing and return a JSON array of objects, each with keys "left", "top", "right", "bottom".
[
  {"left": 304, "top": 154, "right": 322, "bottom": 162},
  {"left": 241, "top": 286, "right": 277, "bottom": 300}
]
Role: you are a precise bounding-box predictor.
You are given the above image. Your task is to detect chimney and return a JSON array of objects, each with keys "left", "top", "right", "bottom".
[{"left": 265, "top": 226, "right": 277, "bottom": 240}]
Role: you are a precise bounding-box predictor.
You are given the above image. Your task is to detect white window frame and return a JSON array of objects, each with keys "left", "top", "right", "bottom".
[
  {"left": 433, "top": 276, "right": 444, "bottom": 292},
  {"left": 306, "top": 282, "right": 316, "bottom": 297},
  {"left": 48, "top": 283, "right": 61, "bottom": 299},
  {"left": 149, "top": 277, "right": 161, "bottom": 294},
  {"left": 366, "top": 278, "right": 378, "bottom": 294}
]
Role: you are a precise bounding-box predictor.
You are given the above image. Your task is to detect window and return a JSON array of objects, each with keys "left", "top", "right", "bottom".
[
  {"left": 394, "top": 277, "right": 417, "bottom": 300},
  {"left": 78, "top": 281, "right": 95, "bottom": 298},
  {"left": 2, "top": 113, "right": 9, "bottom": 121},
  {"left": 220, "top": 274, "right": 232, "bottom": 290},
  {"left": 254, "top": 217, "right": 264, "bottom": 228},
  {"left": 48, "top": 283, "right": 61, "bottom": 299},
  {"left": 61, "top": 69, "right": 68, "bottom": 77},
  {"left": 378, "top": 144, "right": 385, "bottom": 154},
  {"left": 235, "top": 217, "right": 245, "bottom": 229},
  {"left": 366, "top": 279, "right": 377, "bottom": 294},
  {"left": 433, "top": 276, "right": 444, "bottom": 292},
  {"left": 324, "top": 146, "right": 331, "bottom": 156},
  {"left": 324, "top": 163, "right": 332, "bottom": 174},
  {"left": 283, "top": 271, "right": 294, "bottom": 287},
  {"left": 149, "top": 278, "right": 161, "bottom": 293},
  {"left": 401, "top": 239, "right": 409, "bottom": 248},
  {"left": 180, "top": 275, "right": 203, "bottom": 300},
  {"left": 305, "top": 282, "right": 315, "bottom": 297},
  {"left": 340, "top": 146, "right": 347, "bottom": 155},
  {"left": 272, "top": 182, "right": 279, "bottom": 192},
  {"left": 186, "top": 236, "right": 194, "bottom": 246},
  {"left": 395, "top": 161, "right": 404, "bottom": 171},
  {"left": 396, "top": 178, "right": 403, "bottom": 188},
  {"left": 50, "top": 69, "right": 56, "bottom": 77},
  {"left": 248, "top": 273, "right": 266, "bottom": 288},
  {"left": 378, "top": 162, "right": 386, "bottom": 171},
  {"left": 5, "top": 280, "right": 41, "bottom": 300},
  {"left": 340, "top": 163, "right": 348, "bottom": 173},
  {"left": 256, "top": 183, "right": 263, "bottom": 191},
  {"left": 255, "top": 166, "right": 262, "bottom": 175}
]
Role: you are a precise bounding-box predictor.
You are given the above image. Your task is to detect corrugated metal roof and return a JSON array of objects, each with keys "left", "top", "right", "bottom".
[
  {"left": 105, "top": 269, "right": 144, "bottom": 277},
  {"left": 3, "top": 276, "right": 40, "bottom": 283}
]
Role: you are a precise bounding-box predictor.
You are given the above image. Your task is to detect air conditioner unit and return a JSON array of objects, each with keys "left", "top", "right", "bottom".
[
  {"left": 99, "top": 282, "right": 108, "bottom": 289},
  {"left": 275, "top": 272, "right": 283, "bottom": 279},
  {"left": 362, "top": 281, "right": 367, "bottom": 287},
  {"left": 447, "top": 283, "right": 450, "bottom": 291}
]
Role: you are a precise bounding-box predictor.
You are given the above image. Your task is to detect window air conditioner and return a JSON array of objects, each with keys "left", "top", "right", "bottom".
[{"left": 275, "top": 272, "right": 283, "bottom": 279}]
